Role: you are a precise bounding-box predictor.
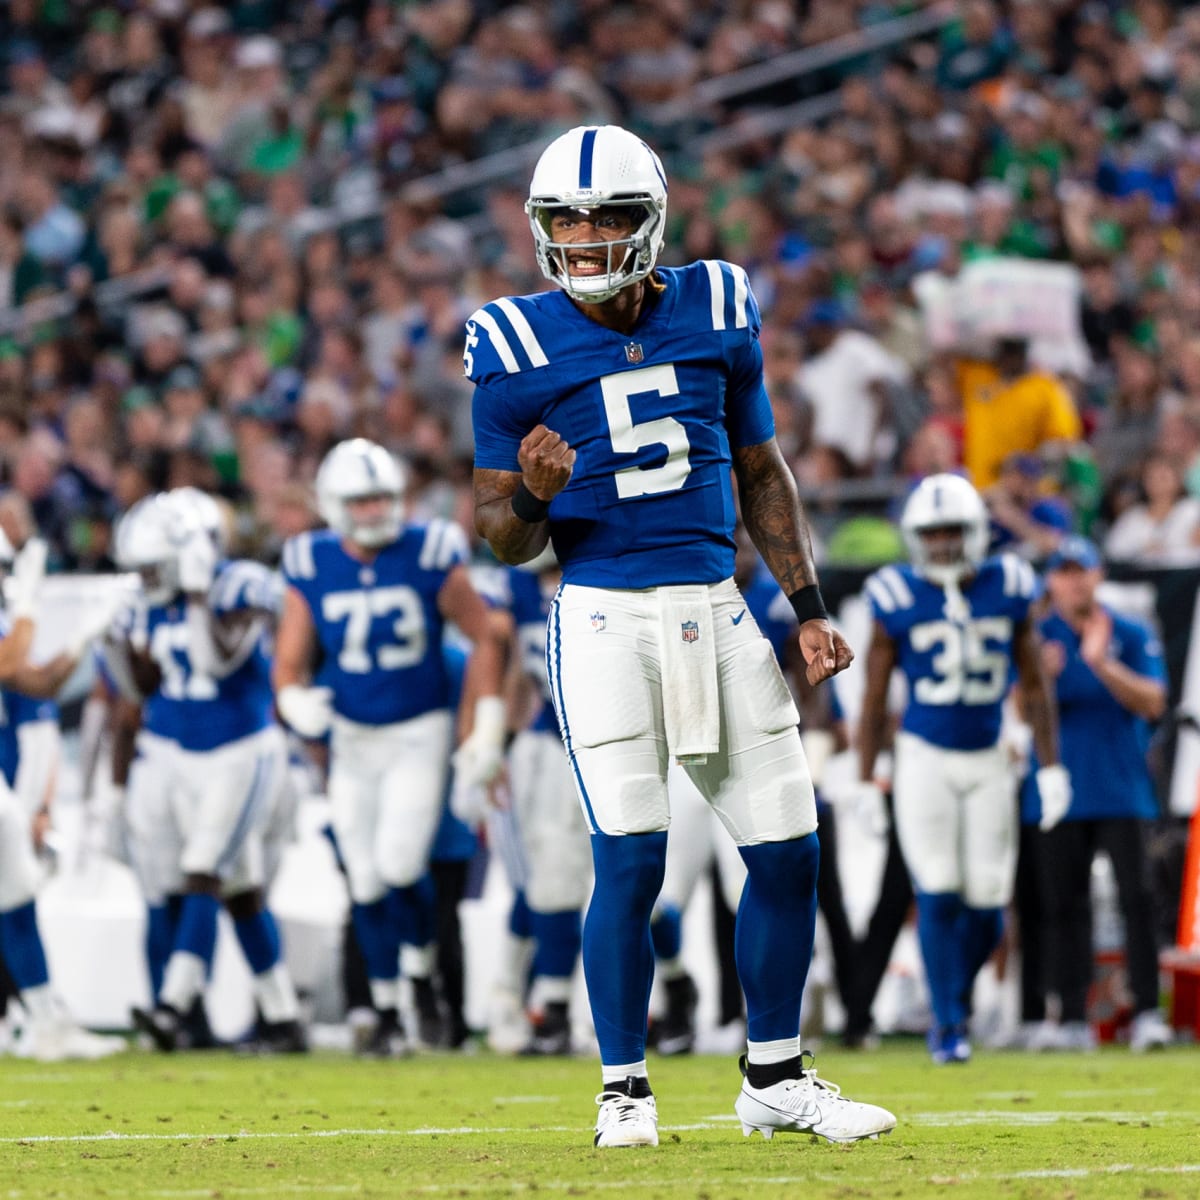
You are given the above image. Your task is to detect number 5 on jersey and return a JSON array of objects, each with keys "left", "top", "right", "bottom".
[{"left": 601, "top": 364, "right": 691, "bottom": 498}]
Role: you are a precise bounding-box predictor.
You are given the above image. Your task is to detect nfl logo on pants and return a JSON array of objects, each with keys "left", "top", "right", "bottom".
[{"left": 681, "top": 620, "right": 699, "bottom": 643}]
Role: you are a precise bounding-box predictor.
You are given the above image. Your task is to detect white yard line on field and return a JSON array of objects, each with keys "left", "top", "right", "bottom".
[{"left": 5, "top": 1107, "right": 1197, "bottom": 1147}]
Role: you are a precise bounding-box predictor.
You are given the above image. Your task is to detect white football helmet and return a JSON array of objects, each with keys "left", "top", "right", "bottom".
[
  {"left": 167, "top": 487, "right": 227, "bottom": 555},
  {"left": 900, "top": 473, "right": 989, "bottom": 585},
  {"left": 115, "top": 495, "right": 183, "bottom": 605},
  {"left": 526, "top": 124, "right": 668, "bottom": 303},
  {"left": 316, "top": 438, "right": 406, "bottom": 548}
]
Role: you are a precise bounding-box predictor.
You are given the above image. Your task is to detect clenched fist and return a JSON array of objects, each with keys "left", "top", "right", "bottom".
[{"left": 518, "top": 425, "right": 576, "bottom": 501}]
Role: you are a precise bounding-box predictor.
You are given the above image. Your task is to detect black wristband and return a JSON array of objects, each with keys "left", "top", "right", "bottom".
[
  {"left": 511, "top": 482, "right": 551, "bottom": 523},
  {"left": 788, "top": 584, "right": 827, "bottom": 625}
]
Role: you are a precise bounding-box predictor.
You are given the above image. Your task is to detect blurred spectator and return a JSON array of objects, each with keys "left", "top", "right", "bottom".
[
  {"left": 798, "top": 301, "right": 909, "bottom": 475},
  {"left": 1104, "top": 453, "right": 1200, "bottom": 566},
  {"left": 956, "top": 337, "right": 1083, "bottom": 490}
]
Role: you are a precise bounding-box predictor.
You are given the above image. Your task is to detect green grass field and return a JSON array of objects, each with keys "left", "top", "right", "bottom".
[{"left": 2, "top": 1042, "right": 1197, "bottom": 1200}]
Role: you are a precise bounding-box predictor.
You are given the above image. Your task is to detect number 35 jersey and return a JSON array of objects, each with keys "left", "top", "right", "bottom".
[
  {"left": 281, "top": 522, "right": 467, "bottom": 726},
  {"left": 865, "top": 555, "right": 1039, "bottom": 751},
  {"left": 468, "top": 261, "right": 776, "bottom": 589}
]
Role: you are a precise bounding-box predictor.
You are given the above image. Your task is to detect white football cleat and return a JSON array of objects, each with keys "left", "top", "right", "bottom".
[
  {"left": 594, "top": 1089, "right": 658, "bottom": 1148},
  {"left": 1129, "top": 1009, "right": 1172, "bottom": 1052},
  {"left": 735, "top": 1054, "right": 896, "bottom": 1143},
  {"left": 14, "top": 1019, "right": 127, "bottom": 1062}
]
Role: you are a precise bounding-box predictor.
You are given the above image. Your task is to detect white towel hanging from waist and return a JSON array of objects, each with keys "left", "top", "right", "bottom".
[{"left": 659, "top": 585, "right": 720, "bottom": 764}]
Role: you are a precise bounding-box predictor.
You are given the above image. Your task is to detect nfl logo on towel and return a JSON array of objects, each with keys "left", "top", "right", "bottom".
[
  {"left": 624, "top": 342, "right": 644, "bottom": 364},
  {"left": 681, "top": 620, "right": 699, "bottom": 643},
  {"left": 590, "top": 611, "right": 606, "bottom": 632}
]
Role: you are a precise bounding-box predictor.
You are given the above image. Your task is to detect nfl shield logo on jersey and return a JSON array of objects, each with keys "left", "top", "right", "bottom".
[
  {"left": 681, "top": 620, "right": 699, "bottom": 643},
  {"left": 624, "top": 342, "right": 644, "bottom": 364},
  {"left": 590, "top": 611, "right": 606, "bottom": 632}
]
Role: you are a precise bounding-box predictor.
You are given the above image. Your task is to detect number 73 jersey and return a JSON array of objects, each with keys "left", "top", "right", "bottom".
[
  {"left": 468, "top": 261, "right": 776, "bottom": 589},
  {"left": 282, "top": 522, "right": 467, "bottom": 726},
  {"left": 865, "top": 555, "right": 1039, "bottom": 751}
]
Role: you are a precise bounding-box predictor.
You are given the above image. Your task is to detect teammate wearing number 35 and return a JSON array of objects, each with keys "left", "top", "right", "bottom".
[
  {"left": 274, "top": 439, "right": 507, "bottom": 1054},
  {"left": 468, "top": 124, "right": 894, "bottom": 1148},
  {"left": 857, "top": 473, "right": 1067, "bottom": 1065}
]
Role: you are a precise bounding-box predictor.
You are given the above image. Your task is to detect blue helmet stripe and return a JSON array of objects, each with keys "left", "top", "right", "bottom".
[{"left": 578, "top": 128, "right": 597, "bottom": 190}]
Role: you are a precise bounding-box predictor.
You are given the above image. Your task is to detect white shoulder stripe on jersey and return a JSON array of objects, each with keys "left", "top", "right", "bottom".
[
  {"left": 419, "top": 521, "right": 444, "bottom": 572},
  {"left": 1017, "top": 557, "right": 1036, "bottom": 598},
  {"left": 730, "top": 263, "right": 750, "bottom": 329},
  {"left": 865, "top": 575, "right": 895, "bottom": 613},
  {"left": 419, "top": 519, "right": 468, "bottom": 571},
  {"left": 1000, "top": 554, "right": 1016, "bottom": 596},
  {"left": 469, "top": 307, "right": 520, "bottom": 374},
  {"left": 877, "top": 565, "right": 914, "bottom": 610},
  {"left": 493, "top": 298, "right": 549, "bottom": 368},
  {"left": 283, "top": 533, "right": 315, "bottom": 580},
  {"left": 703, "top": 260, "right": 726, "bottom": 331}
]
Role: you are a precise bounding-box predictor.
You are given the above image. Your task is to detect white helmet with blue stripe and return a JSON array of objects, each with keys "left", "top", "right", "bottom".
[
  {"left": 316, "top": 438, "right": 407, "bottom": 548},
  {"left": 900, "top": 473, "right": 989, "bottom": 585},
  {"left": 526, "top": 125, "right": 668, "bottom": 304}
]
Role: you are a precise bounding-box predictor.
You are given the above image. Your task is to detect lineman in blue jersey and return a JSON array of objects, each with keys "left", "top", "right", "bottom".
[
  {"left": 1030, "top": 538, "right": 1172, "bottom": 1052},
  {"left": 469, "top": 124, "right": 894, "bottom": 1148},
  {"left": 857, "top": 473, "right": 1069, "bottom": 1065},
  {"left": 274, "top": 438, "right": 507, "bottom": 1056},
  {"left": 0, "top": 534, "right": 126, "bottom": 1060},
  {"left": 117, "top": 492, "right": 306, "bottom": 1053}
]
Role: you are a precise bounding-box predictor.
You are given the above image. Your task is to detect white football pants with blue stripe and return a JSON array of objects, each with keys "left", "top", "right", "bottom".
[{"left": 126, "top": 726, "right": 285, "bottom": 897}]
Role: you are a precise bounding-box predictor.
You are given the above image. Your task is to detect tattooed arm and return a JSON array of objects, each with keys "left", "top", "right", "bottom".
[
  {"left": 732, "top": 437, "right": 853, "bottom": 683},
  {"left": 731, "top": 438, "right": 820, "bottom": 593}
]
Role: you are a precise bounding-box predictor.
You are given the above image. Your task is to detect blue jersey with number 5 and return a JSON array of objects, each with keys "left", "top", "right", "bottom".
[
  {"left": 468, "top": 261, "right": 775, "bottom": 588},
  {"left": 281, "top": 522, "right": 467, "bottom": 725},
  {"left": 143, "top": 560, "right": 277, "bottom": 752},
  {"left": 865, "top": 556, "right": 1038, "bottom": 751}
]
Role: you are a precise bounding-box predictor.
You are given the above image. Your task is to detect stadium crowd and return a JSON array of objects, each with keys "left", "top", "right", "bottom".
[
  {"left": 0, "top": 0, "right": 1196, "bottom": 1066},
  {"left": 2, "top": 0, "right": 1200, "bottom": 566}
]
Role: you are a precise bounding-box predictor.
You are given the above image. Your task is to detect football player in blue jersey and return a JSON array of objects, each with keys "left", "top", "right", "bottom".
[
  {"left": 857, "top": 473, "right": 1070, "bottom": 1065},
  {"left": 119, "top": 493, "right": 306, "bottom": 1053},
  {"left": 1029, "top": 537, "right": 1172, "bottom": 1052},
  {"left": 0, "top": 534, "right": 127, "bottom": 1059},
  {"left": 274, "top": 438, "right": 507, "bottom": 1056},
  {"left": 469, "top": 124, "right": 895, "bottom": 1148}
]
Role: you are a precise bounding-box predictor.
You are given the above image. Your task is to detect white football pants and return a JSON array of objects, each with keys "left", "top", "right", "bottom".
[
  {"left": 328, "top": 709, "right": 452, "bottom": 904},
  {"left": 892, "top": 731, "right": 1018, "bottom": 908},
  {"left": 547, "top": 579, "right": 816, "bottom": 844}
]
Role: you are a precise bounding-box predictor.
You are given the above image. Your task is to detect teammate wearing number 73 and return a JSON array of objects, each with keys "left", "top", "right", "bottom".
[
  {"left": 468, "top": 124, "right": 894, "bottom": 1148},
  {"left": 274, "top": 439, "right": 507, "bottom": 1054},
  {"left": 857, "top": 473, "right": 1068, "bottom": 1065}
]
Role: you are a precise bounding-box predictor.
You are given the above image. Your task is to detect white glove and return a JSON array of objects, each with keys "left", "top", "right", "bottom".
[
  {"left": 847, "top": 780, "right": 890, "bottom": 838},
  {"left": 452, "top": 695, "right": 507, "bottom": 789},
  {"left": 66, "top": 593, "right": 127, "bottom": 661},
  {"left": 8, "top": 537, "right": 47, "bottom": 620},
  {"left": 800, "top": 729, "right": 836, "bottom": 790},
  {"left": 277, "top": 684, "right": 334, "bottom": 739},
  {"left": 178, "top": 531, "right": 217, "bottom": 595},
  {"left": 1036, "top": 763, "right": 1072, "bottom": 832}
]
